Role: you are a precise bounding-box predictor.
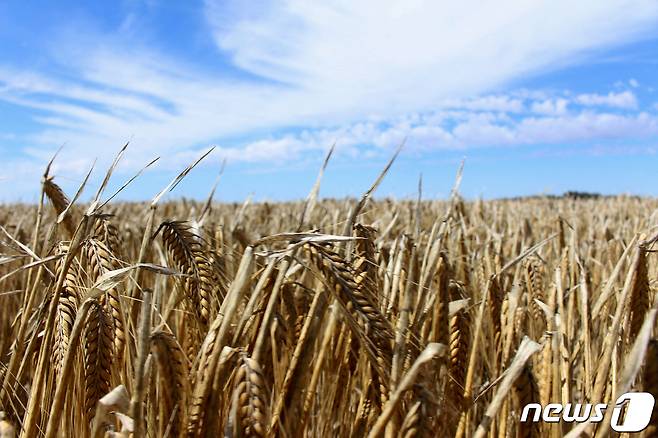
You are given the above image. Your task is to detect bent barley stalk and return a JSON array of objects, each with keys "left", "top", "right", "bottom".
[{"left": 0, "top": 156, "right": 657, "bottom": 437}]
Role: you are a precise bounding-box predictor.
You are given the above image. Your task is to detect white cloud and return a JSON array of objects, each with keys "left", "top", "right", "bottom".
[
  {"left": 208, "top": 0, "right": 658, "bottom": 108},
  {"left": 575, "top": 91, "right": 638, "bottom": 109},
  {"left": 530, "top": 98, "right": 569, "bottom": 115},
  {"left": 213, "top": 109, "right": 658, "bottom": 156},
  {"left": 513, "top": 111, "right": 658, "bottom": 143}
]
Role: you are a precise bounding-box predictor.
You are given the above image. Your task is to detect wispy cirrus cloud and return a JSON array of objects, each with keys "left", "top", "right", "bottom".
[{"left": 207, "top": 0, "right": 658, "bottom": 102}]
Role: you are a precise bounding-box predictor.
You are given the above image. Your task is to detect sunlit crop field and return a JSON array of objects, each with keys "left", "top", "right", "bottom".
[{"left": 0, "top": 158, "right": 657, "bottom": 437}]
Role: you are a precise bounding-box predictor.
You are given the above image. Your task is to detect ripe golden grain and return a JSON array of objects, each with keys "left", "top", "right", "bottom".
[{"left": 0, "top": 158, "right": 656, "bottom": 437}]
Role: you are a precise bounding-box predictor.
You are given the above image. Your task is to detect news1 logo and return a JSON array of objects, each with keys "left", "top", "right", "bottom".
[{"left": 520, "top": 392, "right": 655, "bottom": 432}]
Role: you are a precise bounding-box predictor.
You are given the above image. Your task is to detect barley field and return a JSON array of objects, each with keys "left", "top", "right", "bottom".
[{"left": 0, "top": 155, "right": 657, "bottom": 437}]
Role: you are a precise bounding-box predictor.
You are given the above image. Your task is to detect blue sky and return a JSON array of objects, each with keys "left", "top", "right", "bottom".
[{"left": 1, "top": 0, "right": 658, "bottom": 202}]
